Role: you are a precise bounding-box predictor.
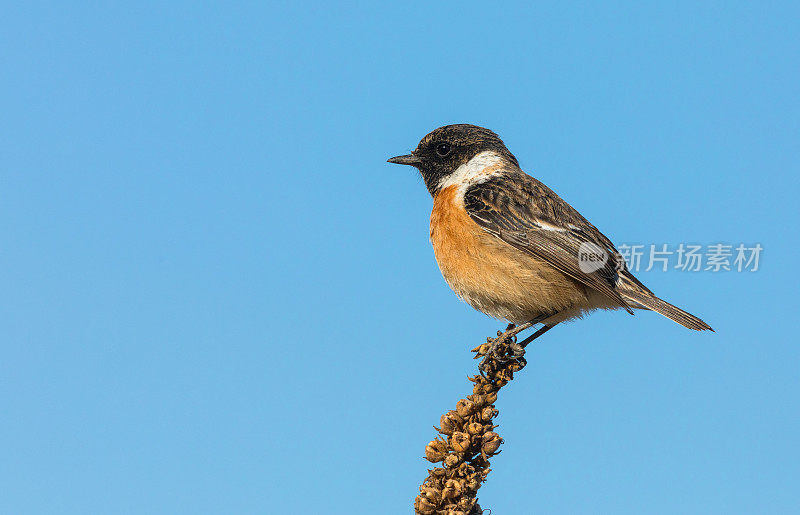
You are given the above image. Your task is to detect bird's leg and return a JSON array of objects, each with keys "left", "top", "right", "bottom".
[
  {"left": 508, "top": 322, "right": 559, "bottom": 357},
  {"left": 479, "top": 315, "right": 550, "bottom": 373}
]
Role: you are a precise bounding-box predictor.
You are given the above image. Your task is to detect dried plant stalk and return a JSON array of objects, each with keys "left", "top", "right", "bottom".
[{"left": 414, "top": 324, "right": 534, "bottom": 515}]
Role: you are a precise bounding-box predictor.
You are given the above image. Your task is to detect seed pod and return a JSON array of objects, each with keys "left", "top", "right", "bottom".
[
  {"left": 442, "top": 479, "right": 464, "bottom": 499},
  {"left": 443, "top": 453, "right": 460, "bottom": 468},
  {"left": 439, "top": 411, "right": 462, "bottom": 435},
  {"left": 414, "top": 495, "right": 437, "bottom": 514},
  {"left": 474, "top": 383, "right": 491, "bottom": 395},
  {"left": 455, "top": 399, "right": 476, "bottom": 418},
  {"left": 420, "top": 485, "right": 442, "bottom": 503},
  {"left": 457, "top": 461, "right": 476, "bottom": 476},
  {"left": 466, "top": 421, "right": 484, "bottom": 435},
  {"left": 425, "top": 439, "right": 448, "bottom": 463},
  {"left": 450, "top": 431, "right": 471, "bottom": 453},
  {"left": 470, "top": 394, "right": 486, "bottom": 407},
  {"left": 481, "top": 431, "right": 503, "bottom": 455},
  {"left": 456, "top": 497, "right": 476, "bottom": 512},
  {"left": 484, "top": 391, "right": 498, "bottom": 404},
  {"left": 481, "top": 406, "right": 498, "bottom": 421}
]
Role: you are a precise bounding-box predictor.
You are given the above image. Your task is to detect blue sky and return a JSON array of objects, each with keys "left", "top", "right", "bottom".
[{"left": 2, "top": 2, "right": 799, "bottom": 513}]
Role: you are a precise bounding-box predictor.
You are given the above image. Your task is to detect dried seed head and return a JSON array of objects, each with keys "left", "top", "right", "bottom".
[
  {"left": 456, "top": 497, "right": 477, "bottom": 512},
  {"left": 425, "top": 439, "right": 448, "bottom": 463},
  {"left": 443, "top": 453, "right": 461, "bottom": 468},
  {"left": 466, "top": 422, "right": 484, "bottom": 435},
  {"left": 432, "top": 468, "right": 447, "bottom": 478},
  {"left": 501, "top": 368, "right": 515, "bottom": 381},
  {"left": 442, "top": 479, "right": 464, "bottom": 499},
  {"left": 417, "top": 326, "right": 532, "bottom": 513},
  {"left": 481, "top": 431, "right": 503, "bottom": 455},
  {"left": 481, "top": 406, "right": 498, "bottom": 421},
  {"left": 420, "top": 485, "right": 442, "bottom": 503},
  {"left": 439, "top": 411, "right": 462, "bottom": 435},
  {"left": 450, "top": 432, "right": 471, "bottom": 453},
  {"left": 443, "top": 505, "right": 469, "bottom": 515},
  {"left": 415, "top": 494, "right": 437, "bottom": 514},
  {"left": 472, "top": 383, "right": 491, "bottom": 395},
  {"left": 456, "top": 461, "right": 475, "bottom": 476},
  {"left": 456, "top": 399, "right": 476, "bottom": 418}
]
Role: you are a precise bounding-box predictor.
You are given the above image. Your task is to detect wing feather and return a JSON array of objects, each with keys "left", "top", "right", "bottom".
[{"left": 463, "top": 172, "right": 634, "bottom": 314}]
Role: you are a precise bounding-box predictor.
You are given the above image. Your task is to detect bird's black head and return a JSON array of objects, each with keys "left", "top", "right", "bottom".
[{"left": 388, "top": 124, "right": 519, "bottom": 196}]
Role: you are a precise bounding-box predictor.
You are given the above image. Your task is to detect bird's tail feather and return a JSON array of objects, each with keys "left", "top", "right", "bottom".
[{"left": 620, "top": 289, "right": 713, "bottom": 331}]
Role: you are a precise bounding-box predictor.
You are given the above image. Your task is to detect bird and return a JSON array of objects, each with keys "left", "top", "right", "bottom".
[{"left": 388, "top": 124, "right": 712, "bottom": 359}]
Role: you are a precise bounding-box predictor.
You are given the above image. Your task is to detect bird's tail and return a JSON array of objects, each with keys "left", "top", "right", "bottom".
[{"left": 619, "top": 287, "right": 713, "bottom": 331}]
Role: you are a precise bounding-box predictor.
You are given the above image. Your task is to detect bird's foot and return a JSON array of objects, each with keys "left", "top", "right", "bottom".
[{"left": 477, "top": 322, "right": 532, "bottom": 375}]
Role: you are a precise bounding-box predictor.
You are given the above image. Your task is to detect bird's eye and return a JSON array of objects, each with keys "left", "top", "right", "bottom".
[{"left": 435, "top": 143, "right": 452, "bottom": 157}]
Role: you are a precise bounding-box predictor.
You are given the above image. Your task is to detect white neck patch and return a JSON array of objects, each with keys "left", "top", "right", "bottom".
[{"left": 437, "top": 151, "right": 507, "bottom": 193}]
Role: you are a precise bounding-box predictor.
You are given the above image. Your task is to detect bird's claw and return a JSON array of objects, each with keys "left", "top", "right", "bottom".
[
  {"left": 508, "top": 341, "right": 525, "bottom": 358},
  {"left": 479, "top": 334, "right": 514, "bottom": 374}
]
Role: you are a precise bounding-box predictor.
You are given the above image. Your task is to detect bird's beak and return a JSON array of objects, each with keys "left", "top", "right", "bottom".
[{"left": 387, "top": 154, "right": 422, "bottom": 166}]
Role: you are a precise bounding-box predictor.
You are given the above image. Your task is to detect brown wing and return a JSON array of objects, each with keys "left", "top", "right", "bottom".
[{"left": 463, "top": 171, "right": 634, "bottom": 314}]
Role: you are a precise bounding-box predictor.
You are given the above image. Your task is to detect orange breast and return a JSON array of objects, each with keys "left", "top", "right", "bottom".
[{"left": 429, "top": 185, "right": 588, "bottom": 323}]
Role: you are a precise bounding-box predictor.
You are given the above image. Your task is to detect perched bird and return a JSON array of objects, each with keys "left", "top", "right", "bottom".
[{"left": 388, "top": 124, "right": 712, "bottom": 352}]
